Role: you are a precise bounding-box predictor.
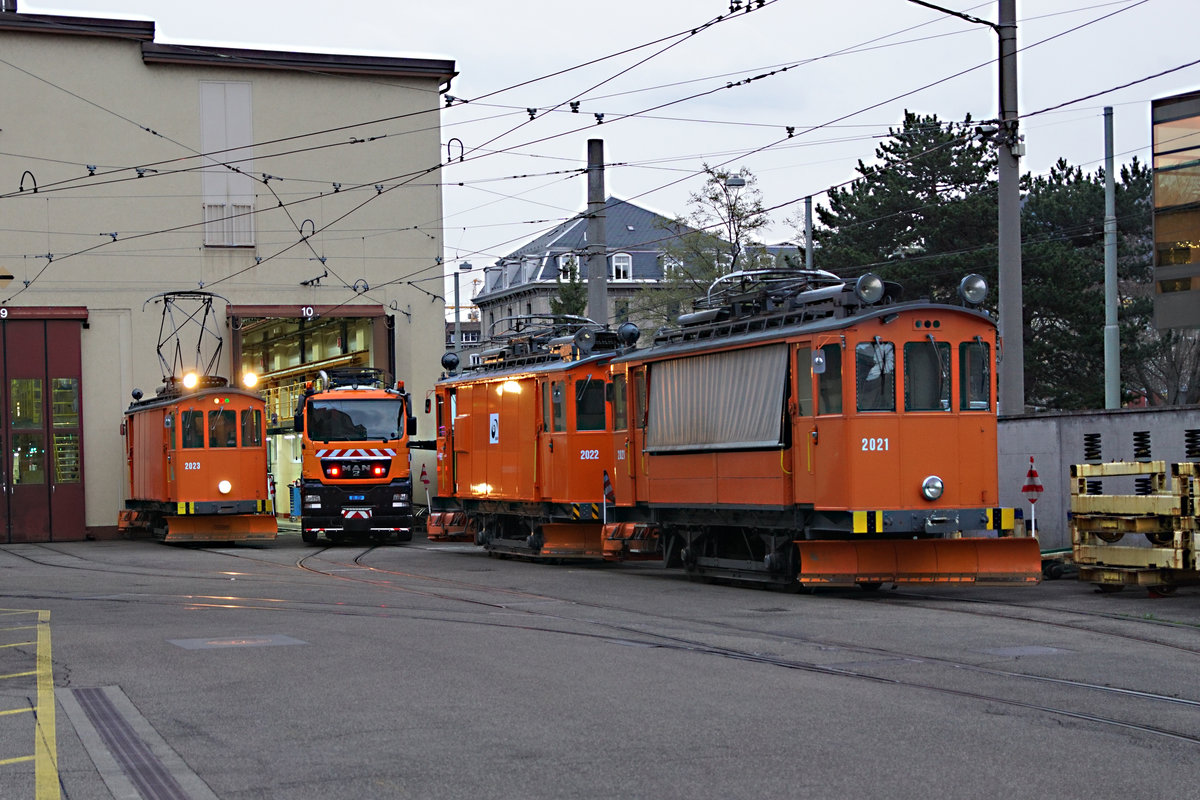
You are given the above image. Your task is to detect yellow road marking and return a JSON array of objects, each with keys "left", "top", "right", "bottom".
[
  {"left": 0, "top": 707, "right": 33, "bottom": 716},
  {"left": 0, "top": 756, "right": 35, "bottom": 766},
  {"left": 0, "top": 641, "right": 36, "bottom": 649},
  {"left": 35, "top": 610, "right": 60, "bottom": 800},
  {"left": 0, "top": 670, "right": 37, "bottom": 680}
]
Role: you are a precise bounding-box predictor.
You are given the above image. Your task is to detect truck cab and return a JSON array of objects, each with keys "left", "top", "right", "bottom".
[{"left": 294, "top": 368, "right": 417, "bottom": 544}]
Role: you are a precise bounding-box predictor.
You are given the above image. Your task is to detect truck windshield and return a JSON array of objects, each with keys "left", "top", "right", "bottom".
[{"left": 308, "top": 399, "right": 404, "bottom": 442}]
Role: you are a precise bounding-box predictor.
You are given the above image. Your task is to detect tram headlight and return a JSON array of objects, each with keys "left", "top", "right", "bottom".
[
  {"left": 854, "top": 273, "right": 885, "bottom": 305},
  {"left": 958, "top": 274, "right": 988, "bottom": 306},
  {"left": 182, "top": 372, "right": 199, "bottom": 390},
  {"left": 242, "top": 371, "right": 259, "bottom": 389},
  {"left": 921, "top": 475, "right": 944, "bottom": 501},
  {"left": 218, "top": 479, "right": 233, "bottom": 495}
]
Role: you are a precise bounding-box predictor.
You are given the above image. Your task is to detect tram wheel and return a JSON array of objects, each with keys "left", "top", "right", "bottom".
[
  {"left": 1144, "top": 532, "right": 1174, "bottom": 547},
  {"left": 1095, "top": 531, "right": 1124, "bottom": 543},
  {"left": 1094, "top": 583, "right": 1125, "bottom": 593},
  {"left": 858, "top": 582, "right": 883, "bottom": 592},
  {"left": 1148, "top": 584, "right": 1178, "bottom": 596}
]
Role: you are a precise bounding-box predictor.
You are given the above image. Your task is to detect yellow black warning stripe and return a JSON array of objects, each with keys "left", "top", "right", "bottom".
[
  {"left": 986, "top": 507, "right": 1015, "bottom": 531},
  {"left": 852, "top": 510, "right": 883, "bottom": 534}
]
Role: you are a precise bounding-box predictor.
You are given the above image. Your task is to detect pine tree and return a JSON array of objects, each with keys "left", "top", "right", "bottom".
[{"left": 811, "top": 111, "right": 997, "bottom": 304}]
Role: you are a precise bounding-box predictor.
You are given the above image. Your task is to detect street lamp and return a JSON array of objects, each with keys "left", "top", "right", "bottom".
[
  {"left": 454, "top": 261, "right": 471, "bottom": 350},
  {"left": 723, "top": 175, "right": 747, "bottom": 271}
]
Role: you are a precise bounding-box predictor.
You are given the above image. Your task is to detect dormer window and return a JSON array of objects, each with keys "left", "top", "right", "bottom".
[{"left": 611, "top": 253, "right": 632, "bottom": 281}]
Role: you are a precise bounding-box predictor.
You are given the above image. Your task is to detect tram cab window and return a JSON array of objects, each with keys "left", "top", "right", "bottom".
[
  {"left": 550, "top": 381, "right": 566, "bottom": 433},
  {"left": 816, "top": 343, "right": 842, "bottom": 415},
  {"left": 855, "top": 340, "right": 895, "bottom": 412},
  {"left": 612, "top": 373, "right": 628, "bottom": 431},
  {"left": 904, "top": 339, "right": 951, "bottom": 411},
  {"left": 209, "top": 409, "right": 237, "bottom": 448},
  {"left": 959, "top": 340, "right": 991, "bottom": 410},
  {"left": 576, "top": 376, "right": 606, "bottom": 432},
  {"left": 182, "top": 410, "right": 205, "bottom": 448},
  {"left": 795, "top": 346, "right": 813, "bottom": 415},
  {"left": 241, "top": 408, "right": 263, "bottom": 447}
]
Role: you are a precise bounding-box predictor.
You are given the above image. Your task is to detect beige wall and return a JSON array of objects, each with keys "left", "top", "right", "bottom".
[{"left": 1, "top": 28, "right": 449, "bottom": 527}]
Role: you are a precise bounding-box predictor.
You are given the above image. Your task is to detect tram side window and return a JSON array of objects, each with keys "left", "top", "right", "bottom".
[
  {"left": 634, "top": 369, "right": 647, "bottom": 429},
  {"left": 855, "top": 340, "right": 895, "bottom": 412},
  {"left": 795, "top": 346, "right": 813, "bottom": 415},
  {"left": 612, "top": 373, "right": 628, "bottom": 431},
  {"left": 551, "top": 381, "right": 566, "bottom": 433},
  {"left": 904, "top": 340, "right": 951, "bottom": 411},
  {"left": 241, "top": 408, "right": 263, "bottom": 447},
  {"left": 209, "top": 409, "right": 237, "bottom": 448},
  {"left": 182, "top": 410, "right": 205, "bottom": 448},
  {"left": 816, "top": 344, "right": 842, "bottom": 415},
  {"left": 960, "top": 340, "right": 991, "bottom": 410}
]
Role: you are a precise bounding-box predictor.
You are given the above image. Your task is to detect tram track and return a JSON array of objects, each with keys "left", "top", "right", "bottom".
[
  {"left": 284, "top": 545, "right": 1200, "bottom": 747},
  {"left": 7, "top": 540, "right": 1200, "bottom": 747}
]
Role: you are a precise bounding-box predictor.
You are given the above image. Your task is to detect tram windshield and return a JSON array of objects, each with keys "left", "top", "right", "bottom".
[{"left": 308, "top": 399, "right": 404, "bottom": 441}]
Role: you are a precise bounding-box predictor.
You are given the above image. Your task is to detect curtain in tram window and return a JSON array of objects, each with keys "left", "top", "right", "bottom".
[{"left": 647, "top": 343, "right": 787, "bottom": 452}]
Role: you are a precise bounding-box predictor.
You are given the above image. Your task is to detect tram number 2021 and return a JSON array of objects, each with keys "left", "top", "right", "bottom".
[{"left": 861, "top": 437, "right": 890, "bottom": 452}]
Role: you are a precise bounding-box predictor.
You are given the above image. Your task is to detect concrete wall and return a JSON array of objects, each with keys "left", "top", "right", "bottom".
[{"left": 999, "top": 406, "right": 1200, "bottom": 551}]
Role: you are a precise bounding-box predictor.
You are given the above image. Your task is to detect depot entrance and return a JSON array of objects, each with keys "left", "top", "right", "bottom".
[
  {"left": 0, "top": 309, "right": 86, "bottom": 543},
  {"left": 228, "top": 304, "right": 394, "bottom": 517}
]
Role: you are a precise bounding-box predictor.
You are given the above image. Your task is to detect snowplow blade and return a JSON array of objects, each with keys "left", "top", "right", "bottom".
[
  {"left": 797, "top": 537, "right": 1041, "bottom": 587},
  {"left": 164, "top": 514, "right": 278, "bottom": 543}
]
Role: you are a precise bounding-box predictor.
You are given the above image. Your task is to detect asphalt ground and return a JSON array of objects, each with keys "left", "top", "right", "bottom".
[{"left": 1, "top": 530, "right": 1198, "bottom": 800}]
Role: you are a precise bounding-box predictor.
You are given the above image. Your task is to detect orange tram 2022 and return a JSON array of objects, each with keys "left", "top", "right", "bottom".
[
  {"left": 431, "top": 269, "right": 1041, "bottom": 589},
  {"left": 119, "top": 374, "right": 277, "bottom": 544}
]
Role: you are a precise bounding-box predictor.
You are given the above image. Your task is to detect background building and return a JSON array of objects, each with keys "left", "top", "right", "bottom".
[
  {"left": 0, "top": 4, "right": 455, "bottom": 540},
  {"left": 1152, "top": 89, "right": 1200, "bottom": 329}
]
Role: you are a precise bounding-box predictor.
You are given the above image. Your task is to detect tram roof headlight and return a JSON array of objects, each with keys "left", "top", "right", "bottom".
[
  {"left": 242, "top": 372, "right": 259, "bottom": 389},
  {"left": 921, "top": 475, "right": 944, "bottom": 501},
  {"left": 854, "top": 273, "right": 885, "bottom": 305},
  {"left": 958, "top": 274, "right": 988, "bottom": 306},
  {"left": 182, "top": 372, "right": 199, "bottom": 389}
]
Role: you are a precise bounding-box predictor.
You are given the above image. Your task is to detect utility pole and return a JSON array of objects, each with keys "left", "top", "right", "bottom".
[
  {"left": 909, "top": 0, "right": 1023, "bottom": 414},
  {"left": 1103, "top": 107, "right": 1120, "bottom": 408},
  {"left": 585, "top": 139, "right": 608, "bottom": 325},
  {"left": 996, "top": 0, "right": 1024, "bottom": 415}
]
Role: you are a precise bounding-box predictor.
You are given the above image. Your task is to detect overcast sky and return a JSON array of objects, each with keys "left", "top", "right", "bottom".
[{"left": 19, "top": 0, "right": 1200, "bottom": 307}]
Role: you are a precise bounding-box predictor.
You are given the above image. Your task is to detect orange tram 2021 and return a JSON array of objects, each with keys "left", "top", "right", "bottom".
[
  {"left": 430, "top": 268, "right": 1041, "bottom": 589},
  {"left": 119, "top": 374, "right": 277, "bottom": 544}
]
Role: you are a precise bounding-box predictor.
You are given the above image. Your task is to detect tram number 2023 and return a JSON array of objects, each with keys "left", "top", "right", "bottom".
[{"left": 861, "top": 437, "right": 890, "bottom": 452}]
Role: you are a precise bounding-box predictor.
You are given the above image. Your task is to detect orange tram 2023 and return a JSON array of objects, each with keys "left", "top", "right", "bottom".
[
  {"left": 430, "top": 269, "right": 1041, "bottom": 589},
  {"left": 119, "top": 374, "right": 277, "bottom": 544}
]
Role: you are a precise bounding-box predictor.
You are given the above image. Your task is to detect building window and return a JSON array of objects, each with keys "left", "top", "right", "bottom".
[
  {"left": 200, "top": 82, "right": 255, "bottom": 247},
  {"left": 558, "top": 254, "right": 582, "bottom": 277},
  {"left": 611, "top": 253, "right": 632, "bottom": 281}
]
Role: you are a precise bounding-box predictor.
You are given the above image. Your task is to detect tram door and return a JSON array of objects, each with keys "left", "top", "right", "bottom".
[{"left": 0, "top": 318, "right": 85, "bottom": 543}]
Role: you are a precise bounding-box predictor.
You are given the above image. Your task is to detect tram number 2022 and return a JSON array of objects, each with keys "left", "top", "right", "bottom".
[
  {"left": 579, "top": 449, "right": 601, "bottom": 461},
  {"left": 861, "top": 437, "right": 890, "bottom": 452}
]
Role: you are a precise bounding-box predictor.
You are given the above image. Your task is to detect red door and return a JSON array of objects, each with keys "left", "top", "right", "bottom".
[{"left": 0, "top": 316, "right": 86, "bottom": 543}]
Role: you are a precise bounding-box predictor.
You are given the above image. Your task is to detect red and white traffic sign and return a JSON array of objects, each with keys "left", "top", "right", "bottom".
[{"left": 1021, "top": 456, "right": 1043, "bottom": 504}]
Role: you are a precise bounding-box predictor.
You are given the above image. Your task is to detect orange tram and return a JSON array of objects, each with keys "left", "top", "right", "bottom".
[
  {"left": 431, "top": 269, "right": 1040, "bottom": 588},
  {"left": 119, "top": 376, "right": 277, "bottom": 544}
]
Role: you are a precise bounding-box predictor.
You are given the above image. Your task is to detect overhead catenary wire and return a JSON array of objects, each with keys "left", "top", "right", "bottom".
[{"left": 0, "top": 0, "right": 1179, "bottom": 307}]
